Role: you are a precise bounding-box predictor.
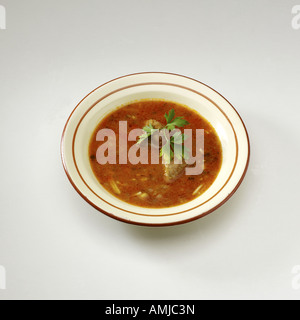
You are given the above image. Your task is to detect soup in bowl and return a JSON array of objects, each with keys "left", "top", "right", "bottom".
[{"left": 61, "top": 72, "right": 250, "bottom": 226}]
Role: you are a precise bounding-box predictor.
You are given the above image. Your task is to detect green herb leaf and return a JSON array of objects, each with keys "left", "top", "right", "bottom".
[
  {"left": 172, "top": 131, "right": 185, "bottom": 145},
  {"left": 142, "top": 124, "right": 154, "bottom": 133},
  {"left": 160, "top": 143, "right": 173, "bottom": 164},
  {"left": 137, "top": 108, "right": 189, "bottom": 162},
  {"left": 137, "top": 125, "right": 159, "bottom": 144},
  {"left": 183, "top": 146, "right": 190, "bottom": 160},
  {"left": 164, "top": 109, "right": 175, "bottom": 124},
  {"left": 166, "top": 117, "right": 189, "bottom": 130},
  {"left": 137, "top": 132, "right": 151, "bottom": 144},
  {"left": 173, "top": 144, "right": 183, "bottom": 162}
]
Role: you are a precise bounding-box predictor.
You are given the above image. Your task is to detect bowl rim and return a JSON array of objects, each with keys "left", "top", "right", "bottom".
[{"left": 61, "top": 71, "right": 250, "bottom": 227}]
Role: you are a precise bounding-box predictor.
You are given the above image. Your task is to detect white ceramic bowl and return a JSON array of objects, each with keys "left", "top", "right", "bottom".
[{"left": 61, "top": 72, "right": 250, "bottom": 226}]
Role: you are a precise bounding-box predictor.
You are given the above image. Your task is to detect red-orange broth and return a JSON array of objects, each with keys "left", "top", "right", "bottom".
[{"left": 89, "top": 100, "right": 222, "bottom": 208}]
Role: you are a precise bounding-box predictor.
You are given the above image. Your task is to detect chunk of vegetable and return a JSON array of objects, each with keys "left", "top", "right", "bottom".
[
  {"left": 192, "top": 184, "right": 203, "bottom": 195},
  {"left": 109, "top": 179, "right": 121, "bottom": 194}
]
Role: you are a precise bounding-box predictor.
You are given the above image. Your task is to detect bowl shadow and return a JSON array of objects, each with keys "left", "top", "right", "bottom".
[{"left": 123, "top": 173, "right": 251, "bottom": 242}]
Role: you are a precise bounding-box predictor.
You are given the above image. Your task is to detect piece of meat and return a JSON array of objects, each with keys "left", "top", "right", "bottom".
[
  {"left": 144, "top": 119, "right": 187, "bottom": 183},
  {"left": 144, "top": 119, "right": 164, "bottom": 129},
  {"left": 164, "top": 160, "right": 187, "bottom": 183},
  {"left": 144, "top": 119, "right": 164, "bottom": 148}
]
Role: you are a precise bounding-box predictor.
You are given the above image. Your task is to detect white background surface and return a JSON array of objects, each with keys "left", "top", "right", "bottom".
[{"left": 0, "top": 0, "right": 300, "bottom": 300}]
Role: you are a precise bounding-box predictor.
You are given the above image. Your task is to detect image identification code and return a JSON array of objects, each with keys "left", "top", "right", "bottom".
[{"left": 105, "top": 304, "right": 195, "bottom": 317}]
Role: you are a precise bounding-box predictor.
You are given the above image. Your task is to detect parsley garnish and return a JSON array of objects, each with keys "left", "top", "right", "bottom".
[
  {"left": 137, "top": 109, "right": 190, "bottom": 163},
  {"left": 164, "top": 109, "right": 189, "bottom": 131},
  {"left": 136, "top": 124, "right": 158, "bottom": 145}
]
